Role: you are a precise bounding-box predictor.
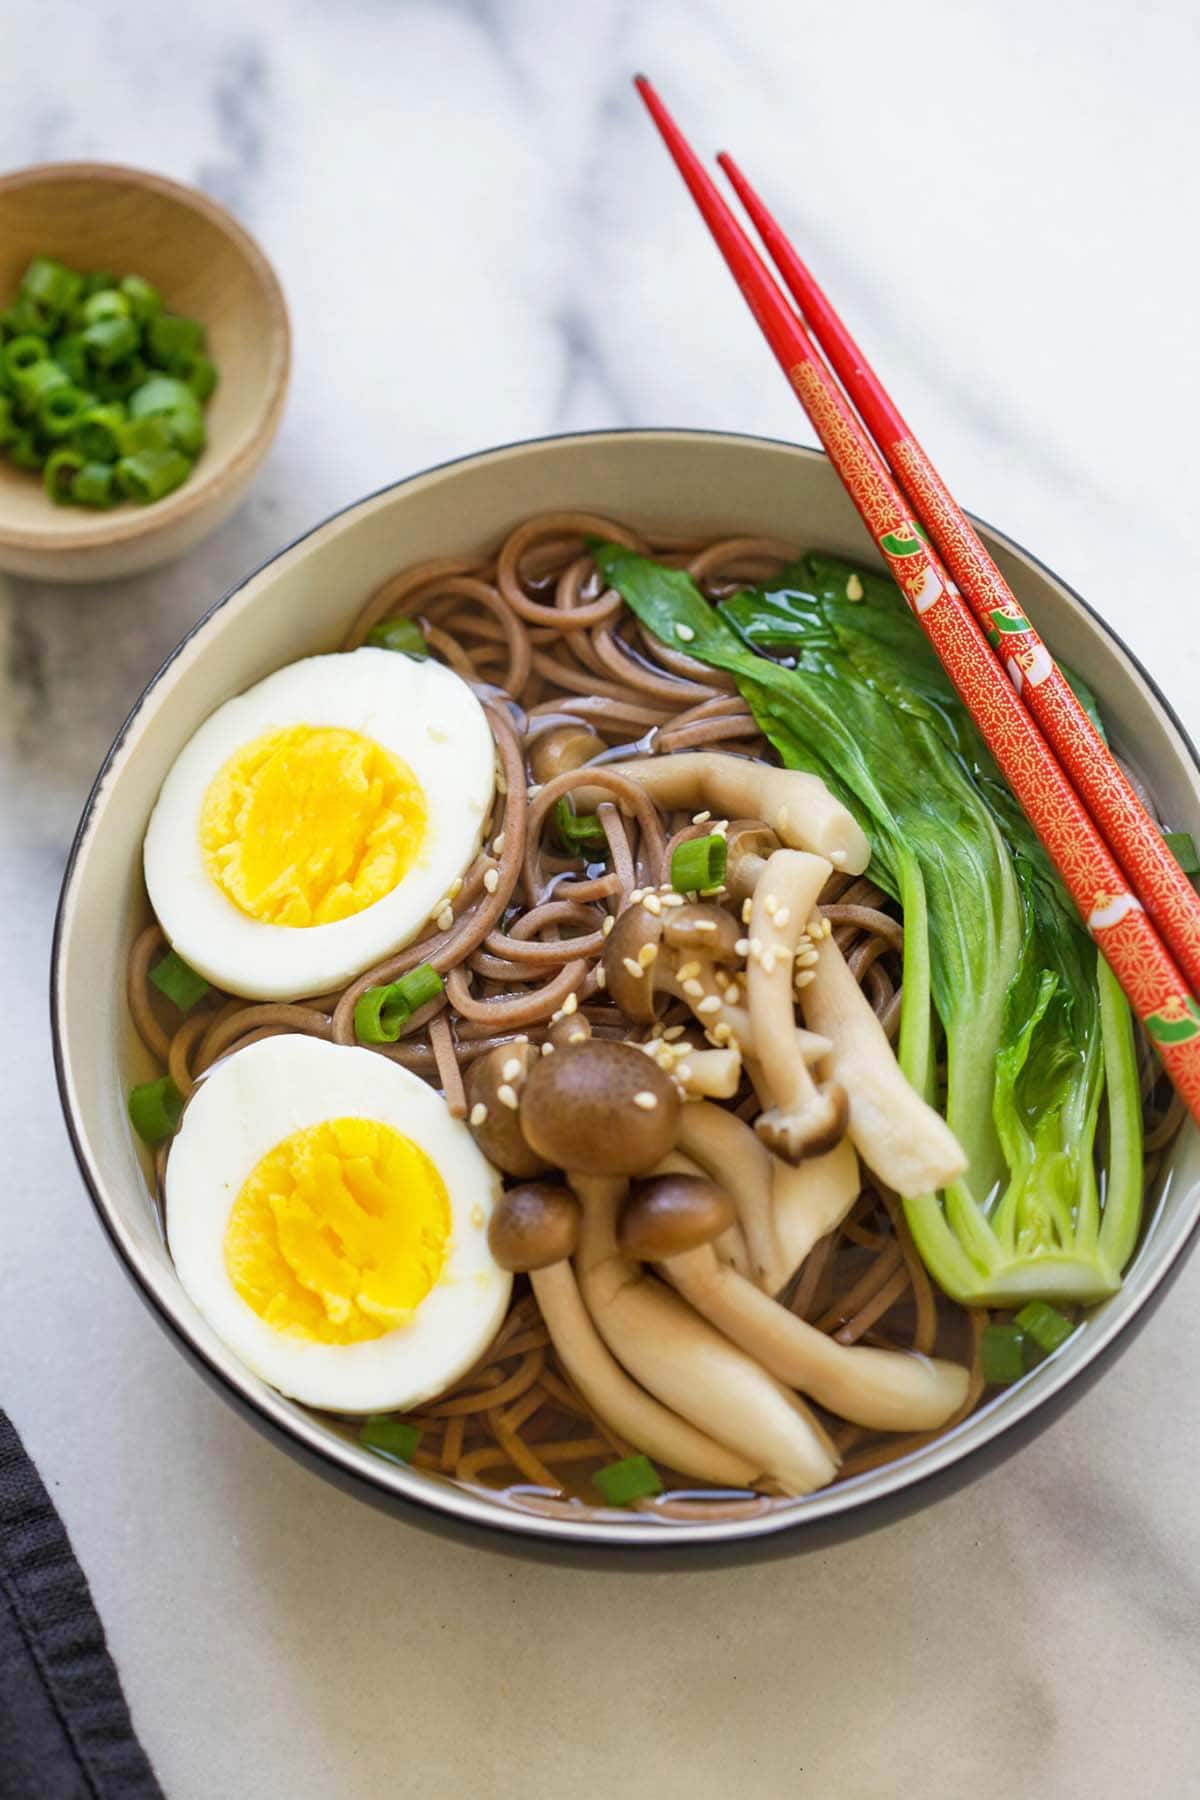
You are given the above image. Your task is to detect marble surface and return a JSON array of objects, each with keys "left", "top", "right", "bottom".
[{"left": 3, "top": 2, "right": 1200, "bottom": 1795}]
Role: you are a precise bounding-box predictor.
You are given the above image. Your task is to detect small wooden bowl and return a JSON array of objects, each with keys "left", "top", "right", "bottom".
[{"left": 0, "top": 163, "right": 290, "bottom": 582}]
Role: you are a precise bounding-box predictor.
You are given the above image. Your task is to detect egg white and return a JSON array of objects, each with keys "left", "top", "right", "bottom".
[
  {"left": 166, "top": 1035, "right": 511, "bottom": 1414},
  {"left": 144, "top": 648, "right": 494, "bottom": 1001}
]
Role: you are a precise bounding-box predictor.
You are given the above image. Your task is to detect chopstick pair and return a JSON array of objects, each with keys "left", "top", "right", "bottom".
[{"left": 633, "top": 75, "right": 1200, "bottom": 1128}]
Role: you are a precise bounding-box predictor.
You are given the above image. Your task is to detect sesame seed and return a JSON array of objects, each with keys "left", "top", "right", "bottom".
[
  {"left": 629, "top": 888, "right": 646, "bottom": 904},
  {"left": 690, "top": 918, "right": 717, "bottom": 933},
  {"left": 675, "top": 623, "right": 695, "bottom": 643},
  {"left": 622, "top": 957, "right": 645, "bottom": 981},
  {"left": 643, "top": 893, "right": 663, "bottom": 917},
  {"left": 724, "top": 984, "right": 740, "bottom": 1005},
  {"left": 496, "top": 1083, "right": 519, "bottom": 1110},
  {"left": 796, "top": 948, "right": 819, "bottom": 968},
  {"left": 664, "top": 1025, "right": 687, "bottom": 1041},
  {"left": 469, "top": 1103, "right": 488, "bottom": 1127},
  {"left": 763, "top": 893, "right": 778, "bottom": 917},
  {"left": 697, "top": 994, "right": 722, "bottom": 1015},
  {"left": 712, "top": 1023, "right": 734, "bottom": 1046},
  {"left": 449, "top": 878, "right": 463, "bottom": 899},
  {"left": 712, "top": 821, "right": 728, "bottom": 839},
  {"left": 735, "top": 937, "right": 751, "bottom": 957},
  {"left": 692, "top": 810, "right": 712, "bottom": 825},
  {"left": 568, "top": 1026, "right": 588, "bottom": 1043},
  {"left": 595, "top": 967, "right": 607, "bottom": 989},
  {"left": 502, "top": 1057, "right": 522, "bottom": 1082},
  {"left": 437, "top": 908, "right": 454, "bottom": 933},
  {"left": 541, "top": 1041, "right": 554, "bottom": 1055},
  {"left": 676, "top": 1063, "right": 693, "bottom": 1083},
  {"left": 762, "top": 950, "right": 777, "bottom": 975},
  {"left": 750, "top": 937, "right": 763, "bottom": 956},
  {"left": 846, "top": 573, "right": 864, "bottom": 601},
  {"left": 483, "top": 868, "right": 500, "bottom": 893},
  {"left": 514, "top": 1034, "right": 529, "bottom": 1044},
  {"left": 638, "top": 942, "right": 658, "bottom": 968},
  {"left": 633, "top": 1091, "right": 659, "bottom": 1111},
  {"left": 661, "top": 892, "right": 686, "bottom": 908},
  {"left": 795, "top": 969, "right": 816, "bottom": 989},
  {"left": 493, "top": 832, "right": 506, "bottom": 854},
  {"left": 562, "top": 992, "right": 579, "bottom": 1014},
  {"left": 699, "top": 885, "right": 725, "bottom": 898},
  {"left": 774, "top": 906, "right": 790, "bottom": 929},
  {"left": 602, "top": 915, "right": 615, "bottom": 936},
  {"left": 677, "top": 960, "right": 701, "bottom": 981},
  {"left": 682, "top": 977, "right": 705, "bottom": 999},
  {"left": 741, "top": 898, "right": 753, "bottom": 924}
]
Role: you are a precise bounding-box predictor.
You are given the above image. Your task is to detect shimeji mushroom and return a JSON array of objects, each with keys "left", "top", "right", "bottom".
[
  {"left": 464, "top": 1042, "right": 550, "bottom": 1177},
  {"left": 622, "top": 1175, "right": 969, "bottom": 1434},
  {"left": 486, "top": 1179, "right": 757, "bottom": 1487},
  {"left": 799, "top": 916, "right": 967, "bottom": 1198},
  {"left": 602, "top": 897, "right": 751, "bottom": 1055},
  {"left": 745, "top": 849, "right": 849, "bottom": 1164},
  {"left": 603, "top": 752, "right": 871, "bottom": 873}
]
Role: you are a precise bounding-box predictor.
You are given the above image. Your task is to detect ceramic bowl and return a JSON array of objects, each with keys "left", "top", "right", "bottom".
[
  {"left": 50, "top": 430, "right": 1200, "bottom": 1563},
  {"left": 0, "top": 163, "right": 289, "bottom": 582}
]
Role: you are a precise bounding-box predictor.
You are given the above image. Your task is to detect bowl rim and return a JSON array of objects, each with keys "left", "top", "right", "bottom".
[
  {"left": 0, "top": 160, "right": 291, "bottom": 553},
  {"left": 49, "top": 426, "right": 1200, "bottom": 1552}
]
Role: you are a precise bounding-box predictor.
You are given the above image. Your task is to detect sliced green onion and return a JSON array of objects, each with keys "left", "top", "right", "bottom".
[
  {"left": 354, "top": 964, "right": 445, "bottom": 1043},
  {"left": 1164, "top": 830, "right": 1200, "bottom": 875},
  {"left": 80, "top": 269, "right": 118, "bottom": 299},
  {"left": 146, "top": 312, "right": 206, "bottom": 369},
  {"left": 593, "top": 1454, "right": 663, "bottom": 1506},
  {"left": 128, "top": 1076, "right": 184, "bottom": 1145},
  {"left": 43, "top": 447, "right": 85, "bottom": 503},
  {"left": 366, "top": 616, "right": 428, "bottom": 657},
  {"left": 37, "top": 383, "right": 93, "bottom": 440},
  {"left": 1013, "top": 1301, "right": 1074, "bottom": 1355},
  {"left": 79, "top": 288, "right": 132, "bottom": 327},
  {"left": 119, "top": 273, "right": 162, "bottom": 321},
  {"left": 53, "top": 333, "right": 89, "bottom": 385},
  {"left": 981, "top": 1323, "right": 1033, "bottom": 1385},
  {"left": 119, "top": 415, "right": 174, "bottom": 457},
  {"left": 12, "top": 357, "right": 69, "bottom": 416},
  {"left": 129, "top": 374, "right": 202, "bottom": 420},
  {"left": 72, "top": 460, "right": 118, "bottom": 509},
  {"left": 176, "top": 350, "right": 218, "bottom": 402},
  {"left": 359, "top": 1416, "right": 422, "bottom": 1465},
  {"left": 1, "top": 296, "right": 51, "bottom": 338},
  {"left": 92, "top": 355, "right": 147, "bottom": 401},
  {"left": 20, "top": 255, "right": 83, "bottom": 321},
  {"left": 3, "top": 333, "right": 49, "bottom": 377},
  {"left": 553, "top": 797, "right": 609, "bottom": 855},
  {"left": 8, "top": 429, "right": 41, "bottom": 470},
  {"left": 82, "top": 314, "right": 139, "bottom": 367},
  {"left": 116, "top": 447, "right": 193, "bottom": 504},
  {"left": 73, "top": 402, "right": 127, "bottom": 462},
  {"left": 149, "top": 948, "right": 211, "bottom": 1013},
  {"left": 670, "top": 832, "right": 728, "bottom": 893}
]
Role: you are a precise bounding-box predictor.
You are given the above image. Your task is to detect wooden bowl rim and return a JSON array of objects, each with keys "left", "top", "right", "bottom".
[{"left": 0, "top": 160, "right": 291, "bottom": 553}]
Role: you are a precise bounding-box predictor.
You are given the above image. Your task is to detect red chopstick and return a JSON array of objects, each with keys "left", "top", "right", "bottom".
[
  {"left": 716, "top": 148, "right": 1200, "bottom": 1002},
  {"left": 632, "top": 75, "right": 1200, "bottom": 1125}
]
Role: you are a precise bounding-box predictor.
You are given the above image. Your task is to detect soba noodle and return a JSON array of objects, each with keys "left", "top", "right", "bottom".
[{"left": 128, "top": 513, "right": 1183, "bottom": 1521}]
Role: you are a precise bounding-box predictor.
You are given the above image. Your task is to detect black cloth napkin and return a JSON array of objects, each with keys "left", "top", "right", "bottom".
[{"left": 0, "top": 1410, "right": 162, "bottom": 1800}]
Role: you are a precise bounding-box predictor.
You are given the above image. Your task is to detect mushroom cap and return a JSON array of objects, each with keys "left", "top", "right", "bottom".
[
  {"left": 724, "top": 820, "right": 781, "bottom": 902},
  {"left": 662, "top": 901, "right": 742, "bottom": 963},
  {"left": 519, "top": 1038, "right": 681, "bottom": 1175},
  {"left": 601, "top": 905, "right": 666, "bottom": 1024},
  {"left": 546, "top": 1011, "right": 593, "bottom": 1049},
  {"left": 528, "top": 723, "right": 605, "bottom": 786},
  {"left": 619, "top": 1173, "right": 737, "bottom": 1260},
  {"left": 755, "top": 1080, "right": 850, "bottom": 1164},
  {"left": 488, "top": 1181, "right": 581, "bottom": 1271},
  {"left": 464, "top": 1042, "right": 551, "bottom": 1177}
]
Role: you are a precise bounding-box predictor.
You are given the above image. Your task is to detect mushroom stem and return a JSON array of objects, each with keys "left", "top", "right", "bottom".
[
  {"left": 573, "top": 1176, "right": 839, "bottom": 1496},
  {"left": 606, "top": 753, "right": 871, "bottom": 873},
  {"left": 674, "top": 1101, "right": 786, "bottom": 1293},
  {"left": 771, "top": 1140, "right": 861, "bottom": 1283},
  {"left": 801, "top": 930, "right": 968, "bottom": 1198},
  {"left": 661, "top": 1243, "right": 970, "bottom": 1433},
  {"left": 747, "top": 850, "right": 848, "bottom": 1164},
  {"left": 527, "top": 1262, "right": 758, "bottom": 1489}
]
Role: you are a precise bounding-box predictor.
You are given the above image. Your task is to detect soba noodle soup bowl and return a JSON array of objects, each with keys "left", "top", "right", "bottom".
[{"left": 51, "top": 430, "right": 1200, "bottom": 1564}]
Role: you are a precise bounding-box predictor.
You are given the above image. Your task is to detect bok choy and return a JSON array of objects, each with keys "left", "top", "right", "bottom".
[{"left": 593, "top": 542, "right": 1144, "bottom": 1306}]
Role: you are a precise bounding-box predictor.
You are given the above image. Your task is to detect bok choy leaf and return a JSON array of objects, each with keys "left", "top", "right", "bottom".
[{"left": 593, "top": 541, "right": 1144, "bottom": 1305}]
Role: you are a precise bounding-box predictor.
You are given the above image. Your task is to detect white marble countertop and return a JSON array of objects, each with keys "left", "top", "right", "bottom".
[{"left": 3, "top": 2, "right": 1200, "bottom": 1795}]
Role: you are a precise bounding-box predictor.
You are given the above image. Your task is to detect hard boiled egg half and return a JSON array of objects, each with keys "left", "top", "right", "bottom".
[
  {"left": 167, "top": 1035, "right": 511, "bottom": 1413},
  {"left": 144, "top": 648, "right": 494, "bottom": 1001}
]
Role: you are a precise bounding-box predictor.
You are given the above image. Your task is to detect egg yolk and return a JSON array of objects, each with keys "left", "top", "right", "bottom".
[
  {"left": 223, "top": 1117, "right": 451, "bottom": 1343},
  {"left": 200, "top": 724, "right": 427, "bottom": 927}
]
